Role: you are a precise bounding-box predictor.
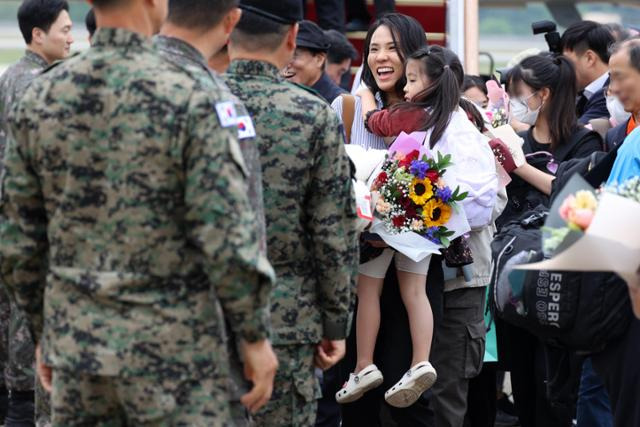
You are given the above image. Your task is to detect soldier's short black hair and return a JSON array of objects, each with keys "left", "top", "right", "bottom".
[
  {"left": 231, "top": 9, "right": 291, "bottom": 52},
  {"left": 85, "top": 9, "right": 97, "bottom": 38},
  {"left": 561, "top": 21, "right": 615, "bottom": 64},
  {"left": 18, "top": 0, "right": 69, "bottom": 44},
  {"left": 325, "top": 30, "right": 358, "bottom": 64},
  {"left": 168, "top": 0, "right": 238, "bottom": 29}
]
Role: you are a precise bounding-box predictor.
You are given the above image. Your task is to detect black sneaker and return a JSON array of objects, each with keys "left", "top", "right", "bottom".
[{"left": 495, "top": 408, "right": 519, "bottom": 427}]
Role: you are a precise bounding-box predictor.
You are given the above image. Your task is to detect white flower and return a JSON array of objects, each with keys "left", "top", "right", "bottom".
[{"left": 410, "top": 219, "right": 424, "bottom": 231}]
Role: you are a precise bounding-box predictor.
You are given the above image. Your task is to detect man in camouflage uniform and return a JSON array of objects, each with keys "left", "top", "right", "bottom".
[
  {"left": 0, "top": 0, "right": 278, "bottom": 424},
  {"left": 154, "top": 0, "right": 269, "bottom": 424},
  {"left": 0, "top": 1, "right": 73, "bottom": 425},
  {"left": 226, "top": 1, "right": 359, "bottom": 425}
]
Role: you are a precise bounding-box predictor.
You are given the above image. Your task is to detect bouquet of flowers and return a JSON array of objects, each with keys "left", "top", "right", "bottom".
[
  {"left": 515, "top": 175, "right": 640, "bottom": 289},
  {"left": 485, "top": 80, "right": 510, "bottom": 128},
  {"left": 607, "top": 176, "right": 640, "bottom": 202},
  {"left": 544, "top": 189, "right": 598, "bottom": 255},
  {"left": 367, "top": 133, "right": 469, "bottom": 258},
  {"left": 486, "top": 108, "right": 509, "bottom": 129}
]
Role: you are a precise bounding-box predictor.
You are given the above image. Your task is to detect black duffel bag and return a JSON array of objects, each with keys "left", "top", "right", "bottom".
[{"left": 489, "top": 206, "right": 633, "bottom": 355}]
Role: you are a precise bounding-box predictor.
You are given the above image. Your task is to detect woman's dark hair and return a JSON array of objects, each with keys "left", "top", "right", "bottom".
[
  {"left": 393, "top": 45, "right": 465, "bottom": 148},
  {"left": 506, "top": 53, "right": 578, "bottom": 152},
  {"left": 362, "top": 13, "right": 427, "bottom": 106}
]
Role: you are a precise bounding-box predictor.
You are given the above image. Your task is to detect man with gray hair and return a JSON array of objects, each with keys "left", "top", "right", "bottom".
[
  {"left": 589, "top": 37, "right": 640, "bottom": 427},
  {"left": 605, "top": 37, "right": 640, "bottom": 150}
]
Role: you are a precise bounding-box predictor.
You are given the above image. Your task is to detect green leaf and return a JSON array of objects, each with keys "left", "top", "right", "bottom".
[{"left": 440, "top": 237, "right": 450, "bottom": 247}]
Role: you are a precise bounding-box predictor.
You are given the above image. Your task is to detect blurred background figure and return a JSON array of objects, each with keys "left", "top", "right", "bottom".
[
  {"left": 346, "top": 0, "right": 395, "bottom": 32},
  {"left": 605, "top": 23, "right": 634, "bottom": 43},
  {"left": 283, "top": 20, "right": 346, "bottom": 103},
  {"left": 301, "top": 0, "right": 345, "bottom": 32},
  {"left": 561, "top": 21, "right": 614, "bottom": 125},
  {"left": 324, "top": 29, "right": 359, "bottom": 90},
  {"left": 463, "top": 75, "right": 489, "bottom": 109}
]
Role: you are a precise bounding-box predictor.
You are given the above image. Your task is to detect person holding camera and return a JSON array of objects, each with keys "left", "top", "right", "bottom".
[{"left": 561, "top": 21, "right": 615, "bottom": 126}]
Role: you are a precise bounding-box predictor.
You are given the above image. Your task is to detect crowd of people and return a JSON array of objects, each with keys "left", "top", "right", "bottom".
[{"left": 0, "top": 0, "right": 639, "bottom": 426}]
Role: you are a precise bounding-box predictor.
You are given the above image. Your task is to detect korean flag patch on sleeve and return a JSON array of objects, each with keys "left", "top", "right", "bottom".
[
  {"left": 236, "top": 115, "right": 256, "bottom": 140},
  {"left": 215, "top": 101, "right": 238, "bottom": 128}
]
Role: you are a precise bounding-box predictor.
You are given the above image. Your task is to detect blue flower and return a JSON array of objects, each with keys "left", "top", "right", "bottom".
[
  {"left": 436, "top": 187, "right": 453, "bottom": 203},
  {"left": 410, "top": 160, "right": 429, "bottom": 179},
  {"left": 423, "top": 226, "right": 441, "bottom": 244}
]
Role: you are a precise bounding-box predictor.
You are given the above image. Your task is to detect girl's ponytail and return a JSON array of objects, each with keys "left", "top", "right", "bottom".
[{"left": 397, "top": 46, "right": 465, "bottom": 148}]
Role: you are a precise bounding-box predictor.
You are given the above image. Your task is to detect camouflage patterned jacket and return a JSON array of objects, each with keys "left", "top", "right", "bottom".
[
  {"left": 153, "top": 35, "right": 267, "bottom": 255},
  {"left": 0, "top": 50, "right": 48, "bottom": 167},
  {"left": 0, "top": 28, "right": 274, "bottom": 378},
  {"left": 225, "top": 60, "right": 358, "bottom": 345}
]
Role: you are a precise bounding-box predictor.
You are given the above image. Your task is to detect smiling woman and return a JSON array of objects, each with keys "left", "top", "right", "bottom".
[
  {"left": 331, "top": 13, "right": 447, "bottom": 427},
  {"left": 331, "top": 13, "right": 426, "bottom": 150},
  {"left": 362, "top": 14, "right": 427, "bottom": 106}
]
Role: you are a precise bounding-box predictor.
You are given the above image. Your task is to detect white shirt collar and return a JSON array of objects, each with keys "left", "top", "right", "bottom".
[{"left": 584, "top": 72, "right": 609, "bottom": 99}]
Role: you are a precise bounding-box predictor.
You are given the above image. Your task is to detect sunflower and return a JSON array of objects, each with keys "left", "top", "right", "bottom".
[
  {"left": 423, "top": 198, "right": 452, "bottom": 227},
  {"left": 409, "top": 177, "right": 433, "bottom": 205}
]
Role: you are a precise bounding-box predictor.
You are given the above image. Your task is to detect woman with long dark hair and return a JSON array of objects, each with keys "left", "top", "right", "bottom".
[
  {"left": 332, "top": 13, "right": 426, "bottom": 149},
  {"left": 499, "top": 54, "right": 603, "bottom": 226},
  {"left": 329, "top": 14, "right": 445, "bottom": 427},
  {"left": 358, "top": 44, "right": 501, "bottom": 427},
  {"left": 496, "top": 53, "right": 603, "bottom": 427}
]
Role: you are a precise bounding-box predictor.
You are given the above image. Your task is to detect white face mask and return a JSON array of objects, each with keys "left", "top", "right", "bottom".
[
  {"left": 510, "top": 93, "right": 542, "bottom": 126},
  {"left": 606, "top": 95, "right": 631, "bottom": 126}
]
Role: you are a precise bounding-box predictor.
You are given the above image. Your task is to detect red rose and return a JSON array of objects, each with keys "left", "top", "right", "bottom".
[
  {"left": 392, "top": 215, "right": 406, "bottom": 228},
  {"left": 426, "top": 170, "right": 439, "bottom": 182},
  {"left": 401, "top": 195, "right": 412, "bottom": 209},
  {"left": 405, "top": 205, "right": 417, "bottom": 218},
  {"left": 377, "top": 171, "right": 388, "bottom": 185},
  {"left": 398, "top": 150, "right": 420, "bottom": 168},
  {"left": 372, "top": 171, "right": 388, "bottom": 190}
]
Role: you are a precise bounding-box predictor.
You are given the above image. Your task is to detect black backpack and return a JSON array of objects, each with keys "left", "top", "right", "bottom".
[
  {"left": 488, "top": 204, "right": 632, "bottom": 354},
  {"left": 491, "top": 231, "right": 632, "bottom": 354}
]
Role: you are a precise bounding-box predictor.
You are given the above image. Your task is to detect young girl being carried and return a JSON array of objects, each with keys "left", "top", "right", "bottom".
[{"left": 336, "top": 46, "right": 498, "bottom": 408}]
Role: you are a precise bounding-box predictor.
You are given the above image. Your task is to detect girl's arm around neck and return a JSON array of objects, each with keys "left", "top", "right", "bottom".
[
  {"left": 366, "top": 107, "right": 428, "bottom": 139},
  {"left": 356, "top": 86, "right": 378, "bottom": 120}
]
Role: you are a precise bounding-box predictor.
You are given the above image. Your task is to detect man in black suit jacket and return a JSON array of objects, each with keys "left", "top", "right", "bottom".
[
  {"left": 561, "top": 21, "right": 615, "bottom": 125},
  {"left": 605, "top": 118, "right": 631, "bottom": 151}
]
